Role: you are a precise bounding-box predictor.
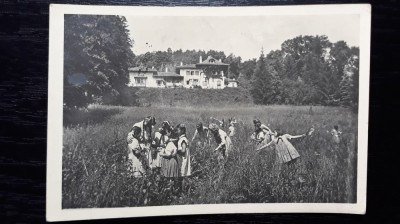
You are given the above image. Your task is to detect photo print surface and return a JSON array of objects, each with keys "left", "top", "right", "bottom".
[{"left": 47, "top": 4, "right": 370, "bottom": 221}]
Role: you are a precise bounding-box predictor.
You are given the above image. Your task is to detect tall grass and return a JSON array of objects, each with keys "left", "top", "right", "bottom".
[{"left": 62, "top": 105, "right": 357, "bottom": 208}]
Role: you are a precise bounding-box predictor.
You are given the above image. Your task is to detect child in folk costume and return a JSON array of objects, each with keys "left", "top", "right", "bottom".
[
  {"left": 209, "top": 123, "right": 233, "bottom": 161},
  {"left": 251, "top": 125, "right": 267, "bottom": 147},
  {"left": 150, "top": 121, "right": 172, "bottom": 171},
  {"left": 159, "top": 128, "right": 180, "bottom": 178},
  {"left": 192, "top": 122, "right": 210, "bottom": 147},
  {"left": 127, "top": 126, "right": 146, "bottom": 177},
  {"left": 176, "top": 124, "right": 191, "bottom": 177},
  {"left": 133, "top": 116, "right": 156, "bottom": 145},
  {"left": 228, "top": 118, "right": 237, "bottom": 138},
  {"left": 133, "top": 116, "right": 156, "bottom": 165},
  {"left": 257, "top": 129, "right": 306, "bottom": 164},
  {"left": 251, "top": 119, "right": 273, "bottom": 148}
]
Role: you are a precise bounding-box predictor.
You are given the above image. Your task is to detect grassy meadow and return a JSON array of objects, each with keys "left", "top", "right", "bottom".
[
  {"left": 135, "top": 87, "right": 253, "bottom": 107},
  {"left": 62, "top": 104, "right": 357, "bottom": 208}
]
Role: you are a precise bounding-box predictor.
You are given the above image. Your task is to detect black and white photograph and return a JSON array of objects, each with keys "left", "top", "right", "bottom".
[{"left": 47, "top": 4, "right": 370, "bottom": 221}]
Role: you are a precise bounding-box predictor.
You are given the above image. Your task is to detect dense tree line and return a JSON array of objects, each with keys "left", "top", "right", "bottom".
[
  {"left": 250, "top": 35, "right": 359, "bottom": 111},
  {"left": 63, "top": 16, "right": 358, "bottom": 110}
]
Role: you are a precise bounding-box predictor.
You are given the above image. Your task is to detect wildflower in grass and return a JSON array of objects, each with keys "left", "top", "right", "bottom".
[
  {"left": 209, "top": 123, "right": 233, "bottom": 161},
  {"left": 127, "top": 126, "right": 146, "bottom": 177}
]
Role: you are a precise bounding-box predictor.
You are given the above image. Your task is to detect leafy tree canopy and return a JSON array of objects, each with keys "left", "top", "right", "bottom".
[{"left": 64, "top": 15, "right": 135, "bottom": 108}]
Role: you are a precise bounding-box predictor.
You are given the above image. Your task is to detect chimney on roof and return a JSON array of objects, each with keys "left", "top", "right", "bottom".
[
  {"left": 199, "top": 55, "right": 202, "bottom": 63},
  {"left": 219, "top": 59, "right": 221, "bottom": 62},
  {"left": 165, "top": 67, "right": 168, "bottom": 72},
  {"left": 180, "top": 61, "right": 183, "bottom": 66},
  {"left": 152, "top": 66, "right": 154, "bottom": 70}
]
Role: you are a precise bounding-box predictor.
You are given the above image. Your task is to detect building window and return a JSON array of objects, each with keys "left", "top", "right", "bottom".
[
  {"left": 191, "top": 71, "right": 194, "bottom": 75},
  {"left": 135, "top": 78, "right": 145, "bottom": 84},
  {"left": 157, "top": 80, "right": 164, "bottom": 86},
  {"left": 217, "top": 80, "right": 221, "bottom": 86},
  {"left": 187, "top": 80, "right": 190, "bottom": 85},
  {"left": 195, "top": 71, "right": 199, "bottom": 75},
  {"left": 186, "top": 71, "right": 190, "bottom": 76}
]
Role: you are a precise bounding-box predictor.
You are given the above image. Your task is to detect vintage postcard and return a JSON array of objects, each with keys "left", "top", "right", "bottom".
[{"left": 47, "top": 4, "right": 371, "bottom": 221}]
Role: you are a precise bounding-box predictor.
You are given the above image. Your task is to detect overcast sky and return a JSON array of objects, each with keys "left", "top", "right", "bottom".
[{"left": 126, "top": 15, "right": 359, "bottom": 60}]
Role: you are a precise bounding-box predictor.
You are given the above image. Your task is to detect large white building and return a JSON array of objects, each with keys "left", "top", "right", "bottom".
[{"left": 128, "top": 56, "right": 238, "bottom": 89}]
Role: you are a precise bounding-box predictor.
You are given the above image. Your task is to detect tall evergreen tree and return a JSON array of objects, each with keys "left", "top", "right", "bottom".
[
  {"left": 339, "top": 74, "right": 353, "bottom": 107},
  {"left": 250, "top": 49, "right": 271, "bottom": 104}
]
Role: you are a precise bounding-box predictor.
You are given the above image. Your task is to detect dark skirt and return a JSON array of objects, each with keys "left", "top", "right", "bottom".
[{"left": 161, "top": 156, "right": 179, "bottom": 178}]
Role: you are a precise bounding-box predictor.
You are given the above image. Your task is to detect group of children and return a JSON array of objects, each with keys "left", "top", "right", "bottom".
[
  {"left": 126, "top": 116, "right": 341, "bottom": 178},
  {"left": 126, "top": 116, "right": 236, "bottom": 178},
  {"left": 127, "top": 117, "right": 189, "bottom": 178}
]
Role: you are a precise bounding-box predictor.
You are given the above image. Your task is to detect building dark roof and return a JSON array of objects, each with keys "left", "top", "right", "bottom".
[
  {"left": 129, "top": 66, "right": 157, "bottom": 72},
  {"left": 176, "top": 56, "right": 228, "bottom": 71},
  {"left": 198, "top": 56, "right": 229, "bottom": 66},
  {"left": 154, "top": 72, "right": 184, "bottom": 78},
  {"left": 175, "top": 64, "right": 197, "bottom": 69}
]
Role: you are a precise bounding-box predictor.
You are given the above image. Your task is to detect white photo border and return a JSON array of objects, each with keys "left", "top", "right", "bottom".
[{"left": 47, "top": 4, "right": 371, "bottom": 221}]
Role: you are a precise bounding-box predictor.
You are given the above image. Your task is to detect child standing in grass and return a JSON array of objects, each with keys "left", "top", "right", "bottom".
[
  {"left": 228, "top": 118, "right": 237, "bottom": 138},
  {"left": 192, "top": 122, "right": 210, "bottom": 147},
  {"left": 251, "top": 119, "right": 273, "bottom": 148},
  {"left": 133, "top": 116, "right": 156, "bottom": 166},
  {"left": 257, "top": 129, "right": 306, "bottom": 164},
  {"left": 209, "top": 123, "right": 233, "bottom": 161},
  {"left": 159, "top": 128, "right": 180, "bottom": 178},
  {"left": 150, "top": 121, "right": 171, "bottom": 172},
  {"left": 127, "top": 126, "right": 146, "bottom": 177},
  {"left": 176, "top": 124, "right": 191, "bottom": 193},
  {"left": 176, "top": 124, "right": 191, "bottom": 177},
  {"left": 133, "top": 116, "right": 156, "bottom": 145}
]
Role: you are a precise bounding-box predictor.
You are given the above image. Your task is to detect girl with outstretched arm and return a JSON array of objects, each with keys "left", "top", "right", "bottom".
[{"left": 257, "top": 129, "right": 306, "bottom": 164}]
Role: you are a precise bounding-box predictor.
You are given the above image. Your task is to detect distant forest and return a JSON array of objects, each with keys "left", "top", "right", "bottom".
[
  {"left": 133, "top": 36, "right": 359, "bottom": 110},
  {"left": 64, "top": 15, "right": 359, "bottom": 111}
]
